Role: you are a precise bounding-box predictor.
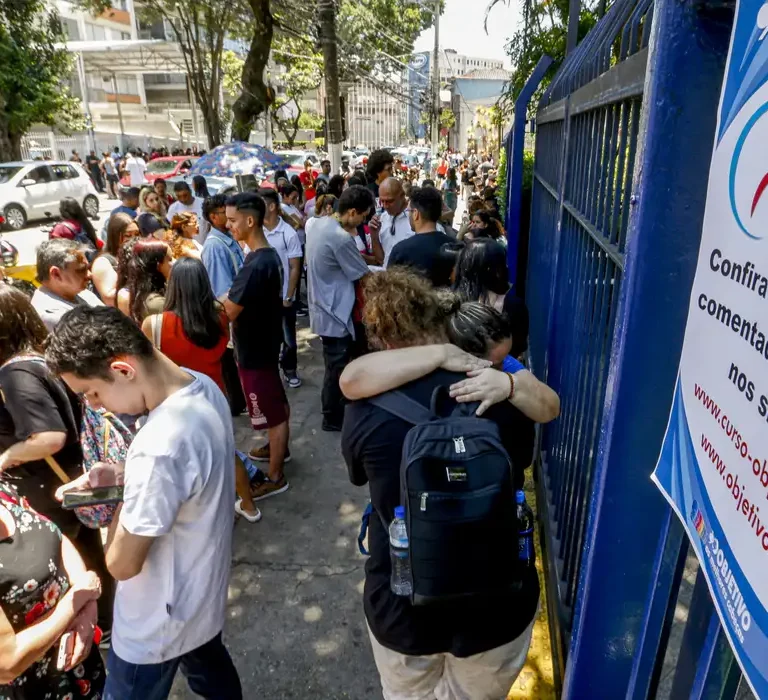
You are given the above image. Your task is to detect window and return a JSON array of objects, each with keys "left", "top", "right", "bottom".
[
  {"left": 25, "top": 166, "right": 52, "bottom": 184},
  {"left": 51, "top": 164, "right": 77, "bottom": 180},
  {"left": 121, "top": 31, "right": 130, "bottom": 40},
  {"left": 85, "top": 22, "right": 107, "bottom": 41},
  {"left": 61, "top": 18, "right": 80, "bottom": 41}
]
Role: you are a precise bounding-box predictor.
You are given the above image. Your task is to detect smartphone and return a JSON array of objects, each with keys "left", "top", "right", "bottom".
[
  {"left": 61, "top": 485, "right": 124, "bottom": 510},
  {"left": 57, "top": 631, "right": 74, "bottom": 671}
]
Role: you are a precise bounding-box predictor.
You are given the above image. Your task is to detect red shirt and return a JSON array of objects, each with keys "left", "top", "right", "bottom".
[{"left": 159, "top": 311, "right": 228, "bottom": 392}]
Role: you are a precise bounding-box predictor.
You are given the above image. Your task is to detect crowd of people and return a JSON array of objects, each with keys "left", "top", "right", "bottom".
[{"left": 0, "top": 145, "right": 559, "bottom": 699}]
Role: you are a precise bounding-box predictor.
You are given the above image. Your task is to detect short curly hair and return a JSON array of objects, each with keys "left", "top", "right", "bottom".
[
  {"left": 362, "top": 268, "right": 460, "bottom": 350},
  {"left": 45, "top": 305, "right": 155, "bottom": 380}
]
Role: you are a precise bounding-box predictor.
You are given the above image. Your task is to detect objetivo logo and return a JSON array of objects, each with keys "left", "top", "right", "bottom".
[{"left": 728, "top": 3, "right": 768, "bottom": 239}]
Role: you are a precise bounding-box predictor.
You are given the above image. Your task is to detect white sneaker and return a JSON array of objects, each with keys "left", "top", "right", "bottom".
[{"left": 235, "top": 499, "right": 262, "bottom": 523}]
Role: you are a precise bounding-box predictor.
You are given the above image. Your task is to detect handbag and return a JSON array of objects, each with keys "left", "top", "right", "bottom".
[{"left": 76, "top": 406, "right": 132, "bottom": 528}]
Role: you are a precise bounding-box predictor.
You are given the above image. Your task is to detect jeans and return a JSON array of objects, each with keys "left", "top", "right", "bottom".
[
  {"left": 281, "top": 302, "right": 298, "bottom": 374},
  {"left": 104, "top": 632, "right": 242, "bottom": 700},
  {"left": 321, "top": 334, "right": 353, "bottom": 428}
]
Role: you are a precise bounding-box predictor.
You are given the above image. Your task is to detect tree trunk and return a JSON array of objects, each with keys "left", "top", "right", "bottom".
[
  {"left": 318, "top": 0, "right": 343, "bottom": 172},
  {"left": 231, "top": 0, "right": 273, "bottom": 142},
  {"left": 0, "top": 120, "right": 21, "bottom": 162}
]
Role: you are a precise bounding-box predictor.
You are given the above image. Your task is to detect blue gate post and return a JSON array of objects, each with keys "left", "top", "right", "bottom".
[
  {"left": 505, "top": 55, "right": 552, "bottom": 289},
  {"left": 560, "top": 0, "right": 732, "bottom": 696}
]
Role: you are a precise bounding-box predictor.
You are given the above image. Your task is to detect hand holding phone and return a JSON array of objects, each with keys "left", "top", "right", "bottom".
[
  {"left": 56, "top": 631, "right": 74, "bottom": 671},
  {"left": 61, "top": 485, "right": 124, "bottom": 510}
]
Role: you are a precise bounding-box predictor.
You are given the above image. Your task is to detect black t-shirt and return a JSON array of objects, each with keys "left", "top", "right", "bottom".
[
  {"left": 504, "top": 291, "right": 530, "bottom": 358},
  {"left": 388, "top": 231, "right": 455, "bottom": 287},
  {"left": 342, "top": 369, "right": 539, "bottom": 658},
  {"left": 0, "top": 360, "right": 83, "bottom": 521},
  {"left": 229, "top": 247, "right": 283, "bottom": 369}
]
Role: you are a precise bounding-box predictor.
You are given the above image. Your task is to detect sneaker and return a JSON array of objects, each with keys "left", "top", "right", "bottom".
[
  {"left": 322, "top": 421, "right": 343, "bottom": 432},
  {"left": 296, "top": 306, "right": 309, "bottom": 318},
  {"left": 248, "top": 444, "right": 292, "bottom": 463},
  {"left": 284, "top": 372, "right": 302, "bottom": 389},
  {"left": 235, "top": 499, "right": 263, "bottom": 523},
  {"left": 251, "top": 476, "right": 290, "bottom": 502}
]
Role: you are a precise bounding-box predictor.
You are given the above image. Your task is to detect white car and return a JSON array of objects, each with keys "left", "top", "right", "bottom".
[{"left": 0, "top": 161, "right": 100, "bottom": 231}]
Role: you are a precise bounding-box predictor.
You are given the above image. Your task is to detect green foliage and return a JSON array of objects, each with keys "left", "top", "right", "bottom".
[
  {"left": 298, "top": 110, "right": 324, "bottom": 131},
  {"left": 496, "top": 146, "right": 507, "bottom": 220},
  {"left": 440, "top": 108, "right": 456, "bottom": 131},
  {"left": 222, "top": 49, "right": 244, "bottom": 98},
  {"left": 486, "top": 0, "right": 599, "bottom": 115},
  {"left": 336, "top": 0, "right": 433, "bottom": 82},
  {"left": 0, "top": 0, "right": 83, "bottom": 160}
]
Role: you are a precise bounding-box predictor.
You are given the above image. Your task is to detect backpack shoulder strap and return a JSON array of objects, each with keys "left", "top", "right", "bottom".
[{"left": 367, "top": 390, "right": 436, "bottom": 425}]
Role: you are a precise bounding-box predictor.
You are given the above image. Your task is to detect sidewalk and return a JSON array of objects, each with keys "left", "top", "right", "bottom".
[{"left": 170, "top": 321, "right": 553, "bottom": 698}]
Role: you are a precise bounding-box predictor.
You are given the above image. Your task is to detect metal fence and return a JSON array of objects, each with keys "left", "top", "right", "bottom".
[
  {"left": 19, "top": 128, "right": 204, "bottom": 162},
  {"left": 525, "top": 0, "right": 753, "bottom": 695}
]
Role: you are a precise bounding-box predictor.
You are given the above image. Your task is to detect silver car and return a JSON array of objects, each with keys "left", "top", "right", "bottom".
[{"left": 0, "top": 161, "right": 100, "bottom": 231}]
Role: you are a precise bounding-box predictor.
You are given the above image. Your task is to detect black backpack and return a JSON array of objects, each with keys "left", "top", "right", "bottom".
[{"left": 368, "top": 388, "right": 521, "bottom": 606}]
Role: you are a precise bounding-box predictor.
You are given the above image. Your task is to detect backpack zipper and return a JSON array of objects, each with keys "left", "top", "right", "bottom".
[{"left": 420, "top": 492, "right": 428, "bottom": 512}]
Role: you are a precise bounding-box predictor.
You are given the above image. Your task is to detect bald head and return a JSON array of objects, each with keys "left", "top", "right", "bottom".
[{"left": 379, "top": 177, "right": 406, "bottom": 216}]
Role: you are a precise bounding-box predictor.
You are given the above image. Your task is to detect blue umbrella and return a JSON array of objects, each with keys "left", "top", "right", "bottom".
[{"left": 189, "top": 142, "right": 289, "bottom": 178}]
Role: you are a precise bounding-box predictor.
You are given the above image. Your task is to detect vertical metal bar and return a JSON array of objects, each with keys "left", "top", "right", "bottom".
[
  {"left": 625, "top": 513, "right": 688, "bottom": 700},
  {"left": 669, "top": 570, "right": 717, "bottom": 698},
  {"left": 567, "top": 0, "right": 581, "bottom": 56},
  {"left": 560, "top": 0, "right": 732, "bottom": 693},
  {"left": 689, "top": 617, "right": 741, "bottom": 700},
  {"left": 506, "top": 55, "right": 553, "bottom": 289}
]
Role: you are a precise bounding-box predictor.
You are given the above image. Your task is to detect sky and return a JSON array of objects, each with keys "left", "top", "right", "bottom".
[{"left": 412, "top": 0, "right": 522, "bottom": 69}]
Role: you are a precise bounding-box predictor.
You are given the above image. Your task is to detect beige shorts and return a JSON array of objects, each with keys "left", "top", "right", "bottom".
[{"left": 366, "top": 617, "right": 535, "bottom": 700}]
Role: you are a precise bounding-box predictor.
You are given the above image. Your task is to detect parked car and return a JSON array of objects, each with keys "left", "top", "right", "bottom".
[
  {"left": 275, "top": 151, "right": 321, "bottom": 179},
  {"left": 120, "top": 155, "right": 199, "bottom": 186},
  {"left": 165, "top": 174, "right": 239, "bottom": 197},
  {"left": 0, "top": 161, "right": 99, "bottom": 231}
]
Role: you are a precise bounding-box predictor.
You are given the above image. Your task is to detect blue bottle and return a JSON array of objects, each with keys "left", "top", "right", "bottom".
[
  {"left": 389, "top": 506, "right": 412, "bottom": 596},
  {"left": 516, "top": 490, "right": 535, "bottom": 570}
]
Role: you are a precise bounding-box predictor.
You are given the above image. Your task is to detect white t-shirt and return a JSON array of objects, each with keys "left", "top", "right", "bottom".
[
  {"left": 168, "top": 197, "right": 209, "bottom": 242},
  {"left": 125, "top": 156, "right": 147, "bottom": 186},
  {"left": 112, "top": 371, "right": 235, "bottom": 664},
  {"left": 265, "top": 218, "right": 302, "bottom": 299},
  {"left": 379, "top": 210, "right": 414, "bottom": 267}
]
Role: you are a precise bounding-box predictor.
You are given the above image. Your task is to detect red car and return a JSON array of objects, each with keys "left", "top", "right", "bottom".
[{"left": 120, "top": 156, "right": 198, "bottom": 186}]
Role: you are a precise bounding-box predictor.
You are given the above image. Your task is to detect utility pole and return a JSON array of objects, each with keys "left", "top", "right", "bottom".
[
  {"left": 110, "top": 73, "right": 126, "bottom": 153},
  {"left": 319, "top": 0, "right": 344, "bottom": 173},
  {"left": 431, "top": 0, "right": 440, "bottom": 159}
]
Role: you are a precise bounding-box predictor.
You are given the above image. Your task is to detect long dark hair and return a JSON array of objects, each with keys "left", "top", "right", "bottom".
[
  {"left": 105, "top": 213, "right": 136, "bottom": 256},
  {"left": 192, "top": 175, "right": 210, "bottom": 198},
  {"left": 452, "top": 238, "right": 509, "bottom": 302},
  {"left": 0, "top": 285, "right": 48, "bottom": 364},
  {"left": 471, "top": 209, "right": 505, "bottom": 240},
  {"left": 126, "top": 239, "right": 168, "bottom": 323},
  {"left": 163, "top": 258, "right": 223, "bottom": 349},
  {"left": 59, "top": 197, "right": 97, "bottom": 247},
  {"left": 328, "top": 174, "right": 345, "bottom": 198}
]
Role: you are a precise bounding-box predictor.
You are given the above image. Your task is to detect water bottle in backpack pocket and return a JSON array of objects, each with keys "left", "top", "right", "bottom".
[
  {"left": 389, "top": 506, "right": 412, "bottom": 596},
  {"left": 516, "top": 490, "right": 535, "bottom": 570},
  {"left": 369, "top": 387, "right": 522, "bottom": 606}
]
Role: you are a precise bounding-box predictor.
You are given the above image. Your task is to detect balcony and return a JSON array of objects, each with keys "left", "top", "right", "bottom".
[{"left": 99, "top": 7, "right": 131, "bottom": 24}]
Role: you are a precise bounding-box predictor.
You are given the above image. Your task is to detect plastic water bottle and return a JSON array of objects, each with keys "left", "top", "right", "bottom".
[
  {"left": 516, "top": 491, "right": 535, "bottom": 571},
  {"left": 389, "top": 506, "right": 412, "bottom": 596}
]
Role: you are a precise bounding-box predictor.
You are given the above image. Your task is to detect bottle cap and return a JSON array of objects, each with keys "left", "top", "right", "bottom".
[
  {"left": 395, "top": 505, "right": 405, "bottom": 519},
  {"left": 515, "top": 490, "right": 525, "bottom": 504}
]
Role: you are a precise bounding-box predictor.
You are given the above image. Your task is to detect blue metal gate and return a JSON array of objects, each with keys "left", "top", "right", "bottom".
[{"left": 525, "top": 0, "right": 753, "bottom": 695}]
